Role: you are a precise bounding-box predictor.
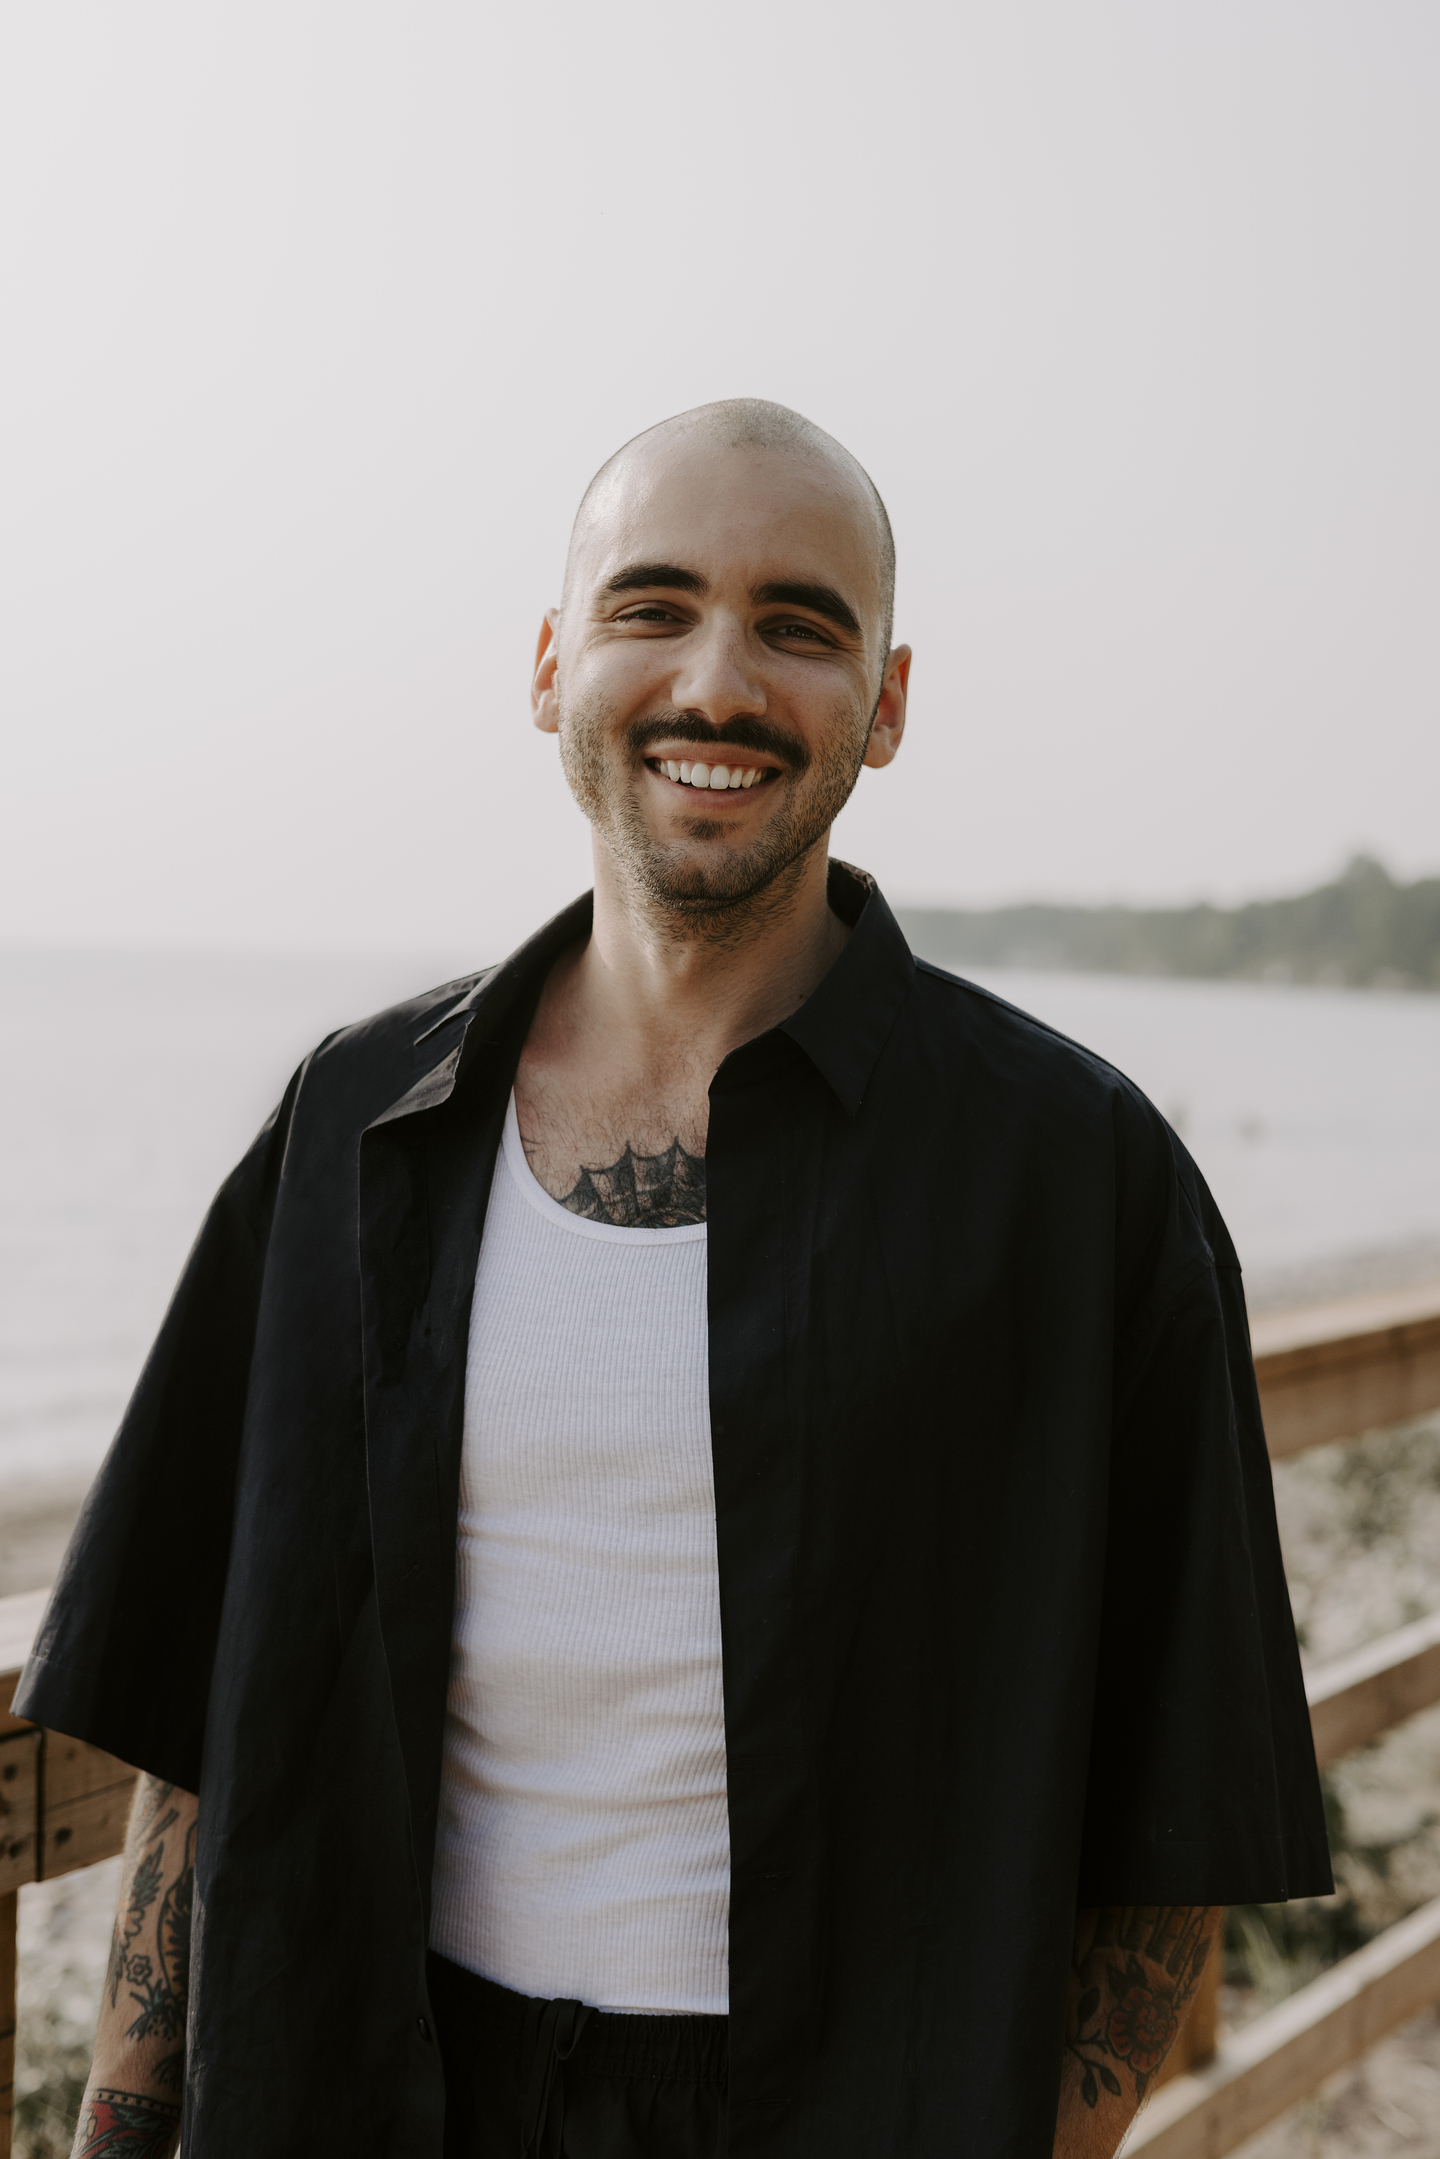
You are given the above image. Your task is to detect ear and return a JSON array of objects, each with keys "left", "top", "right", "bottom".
[
  {"left": 863, "top": 645, "right": 911, "bottom": 768},
  {"left": 531, "top": 610, "right": 561, "bottom": 734}
]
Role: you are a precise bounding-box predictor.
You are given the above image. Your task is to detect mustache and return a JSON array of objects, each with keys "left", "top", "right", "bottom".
[{"left": 625, "top": 710, "right": 809, "bottom": 773}]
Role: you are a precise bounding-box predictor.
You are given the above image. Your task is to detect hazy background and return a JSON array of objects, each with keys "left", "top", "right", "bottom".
[{"left": 3, "top": 1, "right": 1437, "bottom": 958}]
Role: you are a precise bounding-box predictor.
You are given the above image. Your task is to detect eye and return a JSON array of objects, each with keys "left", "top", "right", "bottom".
[
  {"left": 615, "top": 604, "right": 685, "bottom": 625},
  {"left": 769, "top": 620, "right": 834, "bottom": 646}
]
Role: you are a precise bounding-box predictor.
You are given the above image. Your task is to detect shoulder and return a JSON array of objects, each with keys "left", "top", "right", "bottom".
[
  {"left": 283, "top": 964, "right": 499, "bottom": 1132},
  {"left": 904, "top": 959, "right": 1235, "bottom": 1288},
  {"left": 316, "top": 965, "right": 496, "bottom": 1062},
  {"left": 907, "top": 957, "right": 1151, "bottom": 1125}
]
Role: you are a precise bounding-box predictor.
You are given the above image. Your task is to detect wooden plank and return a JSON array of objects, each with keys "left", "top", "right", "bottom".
[
  {"left": 1124, "top": 1892, "right": 1440, "bottom": 2158},
  {"left": 1250, "top": 1282, "right": 1440, "bottom": 1362},
  {"left": 0, "top": 1736, "right": 39, "bottom": 1897},
  {"left": 1252, "top": 1286, "right": 1440, "bottom": 1459},
  {"left": 1, "top": 1889, "right": 16, "bottom": 2159},
  {"left": 1306, "top": 1608, "right": 1440, "bottom": 1768},
  {"left": 0, "top": 1590, "right": 47, "bottom": 1737},
  {"left": 43, "top": 1731, "right": 137, "bottom": 1811},
  {"left": 42, "top": 1779, "right": 136, "bottom": 1882}
]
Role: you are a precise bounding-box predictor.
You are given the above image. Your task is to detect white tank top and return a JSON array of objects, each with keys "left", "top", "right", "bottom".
[{"left": 428, "top": 1093, "right": 729, "bottom": 2014}]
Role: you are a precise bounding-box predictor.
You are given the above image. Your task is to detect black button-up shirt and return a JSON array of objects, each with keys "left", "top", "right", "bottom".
[{"left": 17, "top": 864, "right": 1329, "bottom": 2157}]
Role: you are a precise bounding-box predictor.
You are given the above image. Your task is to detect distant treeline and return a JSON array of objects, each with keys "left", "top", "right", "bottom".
[{"left": 896, "top": 857, "right": 1440, "bottom": 991}]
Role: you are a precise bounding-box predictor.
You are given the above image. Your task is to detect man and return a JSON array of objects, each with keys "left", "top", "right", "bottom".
[{"left": 18, "top": 400, "right": 1329, "bottom": 2159}]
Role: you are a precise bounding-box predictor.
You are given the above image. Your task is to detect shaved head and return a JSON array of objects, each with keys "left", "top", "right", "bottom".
[{"left": 566, "top": 399, "right": 896, "bottom": 663}]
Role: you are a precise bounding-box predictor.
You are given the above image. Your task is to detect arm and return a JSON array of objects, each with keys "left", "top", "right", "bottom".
[
  {"left": 70, "top": 1774, "right": 199, "bottom": 2159},
  {"left": 1053, "top": 1905, "right": 1221, "bottom": 2159}
]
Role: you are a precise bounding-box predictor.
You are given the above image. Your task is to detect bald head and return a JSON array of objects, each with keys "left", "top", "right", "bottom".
[
  {"left": 565, "top": 399, "right": 896, "bottom": 663},
  {"left": 535, "top": 398, "right": 912, "bottom": 919}
]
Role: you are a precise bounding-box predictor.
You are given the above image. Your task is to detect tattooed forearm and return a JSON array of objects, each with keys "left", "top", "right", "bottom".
[
  {"left": 559, "top": 1138, "right": 706, "bottom": 1227},
  {"left": 121, "top": 1814, "right": 194, "bottom": 2044},
  {"left": 73, "top": 2088, "right": 180, "bottom": 2158},
  {"left": 152, "top": 2048, "right": 185, "bottom": 2093},
  {"left": 1054, "top": 1905, "right": 1221, "bottom": 2157},
  {"left": 1068, "top": 1906, "right": 1215, "bottom": 2103},
  {"left": 106, "top": 1785, "right": 179, "bottom": 2009},
  {"left": 105, "top": 1790, "right": 195, "bottom": 2045},
  {"left": 76, "top": 1776, "right": 198, "bottom": 2159}
]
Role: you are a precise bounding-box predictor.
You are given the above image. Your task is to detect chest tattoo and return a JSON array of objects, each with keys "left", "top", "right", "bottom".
[{"left": 558, "top": 1137, "right": 706, "bottom": 1228}]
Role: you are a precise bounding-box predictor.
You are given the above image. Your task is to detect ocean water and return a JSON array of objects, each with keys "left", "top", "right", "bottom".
[
  {"left": 958, "top": 964, "right": 1440, "bottom": 1291},
  {"left": 2, "top": 944, "right": 1439, "bottom": 1490}
]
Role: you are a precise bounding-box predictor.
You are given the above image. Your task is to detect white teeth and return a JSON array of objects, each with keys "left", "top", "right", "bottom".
[{"left": 663, "top": 758, "right": 765, "bottom": 789}]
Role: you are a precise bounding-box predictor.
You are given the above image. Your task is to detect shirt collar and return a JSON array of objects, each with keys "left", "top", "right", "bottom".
[
  {"left": 778, "top": 860, "right": 916, "bottom": 1115},
  {"left": 413, "top": 860, "right": 914, "bottom": 1117},
  {"left": 412, "top": 890, "right": 596, "bottom": 1048}
]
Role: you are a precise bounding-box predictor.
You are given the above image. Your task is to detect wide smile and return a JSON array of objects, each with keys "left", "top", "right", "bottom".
[{"left": 646, "top": 756, "right": 777, "bottom": 794}]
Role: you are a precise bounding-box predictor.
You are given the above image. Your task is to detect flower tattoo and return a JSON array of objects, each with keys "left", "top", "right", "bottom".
[
  {"left": 1064, "top": 1906, "right": 1218, "bottom": 2110},
  {"left": 1106, "top": 1977, "right": 1179, "bottom": 2078}
]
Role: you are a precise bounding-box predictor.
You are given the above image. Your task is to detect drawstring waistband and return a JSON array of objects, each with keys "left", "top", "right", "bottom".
[
  {"left": 424, "top": 1952, "right": 729, "bottom": 2157},
  {"left": 519, "top": 1994, "right": 593, "bottom": 2159}
]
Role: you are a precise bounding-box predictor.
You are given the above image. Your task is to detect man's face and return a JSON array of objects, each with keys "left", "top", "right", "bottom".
[{"left": 535, "top": 436, "right": 908, "bottom": 917}]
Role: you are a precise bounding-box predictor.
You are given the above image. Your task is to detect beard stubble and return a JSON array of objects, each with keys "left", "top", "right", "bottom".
[{"left": 556, "top": 686, "right": 875, "bottom": 925}]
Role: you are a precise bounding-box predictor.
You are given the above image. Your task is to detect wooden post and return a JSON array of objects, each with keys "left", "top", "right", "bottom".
[
  {"left": 1, "top": 1886, "right": 16, "bottom": 2159},
  {"left": 1252, "top": 1286, "right": 1440, "bottom": 1458},
  {"left": 1307, "top": 1608, "right": 1440, "bottom": 1767},
  {"left": 2, "top": 1586, "right": 138, "bottom": 2159}
]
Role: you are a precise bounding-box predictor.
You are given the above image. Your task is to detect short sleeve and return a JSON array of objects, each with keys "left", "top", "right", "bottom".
[
  {"left": 1075, "top": 1130, "right": 1333, "bottom": 1907},
  {"left": 12, "top": 1068, "right": 302, "bottom": 1792}
]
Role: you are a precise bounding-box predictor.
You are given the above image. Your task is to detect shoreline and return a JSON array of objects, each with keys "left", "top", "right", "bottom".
[{"left": 1245, "top": 1236, "right": 1440, "bottom": 1316}]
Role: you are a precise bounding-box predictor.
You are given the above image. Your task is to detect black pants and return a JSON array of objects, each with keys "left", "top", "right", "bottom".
[{"left": 428, "top": 1953, "right": 729, "bottom": 2159}]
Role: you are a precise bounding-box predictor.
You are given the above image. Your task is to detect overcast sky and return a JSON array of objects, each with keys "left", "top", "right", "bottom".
[{"left": 2, "top": 2, "right": 1436, "bottom": 958}]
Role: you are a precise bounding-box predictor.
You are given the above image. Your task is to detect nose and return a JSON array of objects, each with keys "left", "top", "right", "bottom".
[{"left": 666, "top": 614, "right": 768, "bottom": 725}]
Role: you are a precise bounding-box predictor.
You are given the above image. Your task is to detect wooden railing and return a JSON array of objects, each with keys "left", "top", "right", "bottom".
[
  {"left": 1, "top": 1590, "right": 139, "bottom": 2152},
  {"left": 1250, "top": 1282, "right": 1440, "bottom": 1461},
  {"left": 1129, "top": 1279, "right": 1440, "bottom": 2154},
  {"left": 2, "top": 1283, "right": 1439, "bottom": 2157}
]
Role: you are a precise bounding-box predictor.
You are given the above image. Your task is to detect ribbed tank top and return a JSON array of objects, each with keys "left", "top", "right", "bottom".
[{"left": 428, "top": 1094, "right": 729, "bottom": 2014}]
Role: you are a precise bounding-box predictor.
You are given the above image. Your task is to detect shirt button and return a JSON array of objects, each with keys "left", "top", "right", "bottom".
[{"left": 417, "top": 2015, "right": 433, "bottom": 2043}]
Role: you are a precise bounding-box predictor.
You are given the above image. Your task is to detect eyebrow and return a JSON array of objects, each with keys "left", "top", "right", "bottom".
[
  {"left": 600, "top": 563, "right": 864, "bottom": 640},
  {"left": 602, "top": 562, "right": 709, "bottom": 597},
  {"left": 751, "top": 579, "right": 863, "bottom": 639}
]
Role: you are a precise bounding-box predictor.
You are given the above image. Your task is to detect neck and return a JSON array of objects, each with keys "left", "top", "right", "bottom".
[{"left": 568, "top": 834, "right": 850, "bottom": 1075}]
